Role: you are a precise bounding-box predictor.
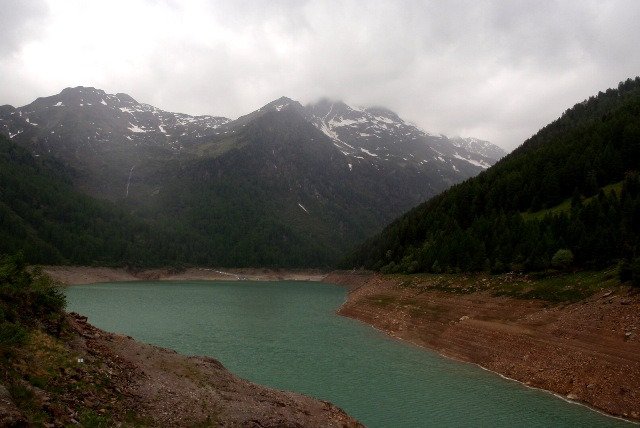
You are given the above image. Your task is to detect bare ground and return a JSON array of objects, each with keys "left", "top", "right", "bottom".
[
  {"left": 326, "top": 271, "right": 640, "bottom": 422},
  {"left": 42, "top": 266, "right": 328, "bottom": 285},
  {"left": 3, "top": 312, "right": 362, "bottom": 427}
]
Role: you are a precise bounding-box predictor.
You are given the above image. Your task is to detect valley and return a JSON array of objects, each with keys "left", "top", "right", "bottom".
[
  {"left": 0, "top": 87, "right": 504, "bottom": 268},
  {"left": 2, "top": 2, "right": 639, "bottom": 427}
]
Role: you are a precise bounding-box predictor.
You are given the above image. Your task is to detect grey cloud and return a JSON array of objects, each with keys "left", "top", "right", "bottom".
[
  {"left": 2, "top": 0, "right": 640, "bottom": 150},
  {"left": 0, "top": 0, "right": 49, "bottom": 55}
]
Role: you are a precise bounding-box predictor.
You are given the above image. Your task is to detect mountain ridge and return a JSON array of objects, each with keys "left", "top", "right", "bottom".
[{"left": 0, "top": 86, "right": 505, "bottom": 267}]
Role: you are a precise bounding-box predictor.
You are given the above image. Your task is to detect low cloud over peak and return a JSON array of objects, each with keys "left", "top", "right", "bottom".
[{"left": 1, "top": 0, "right": 639, "bottom": 150}]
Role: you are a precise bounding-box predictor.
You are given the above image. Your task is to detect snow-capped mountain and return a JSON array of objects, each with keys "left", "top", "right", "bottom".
[
  {"left": 0, "top": 87, "right": 504, "bottom": 203},
  {"left": 0, "top": 87, "right": 233, "bottom": 197},
  {"left": 304, "top": 98, "right": 504, "bottom": 175},
  {"left": 218, "top": 95, "right": 505, "bottom": 183},
  {"left": 450, "top": 136, "right": 506, "bottom": 163},
  {"left": 0, "top": 86, "right": 230, "bottom": 154}
]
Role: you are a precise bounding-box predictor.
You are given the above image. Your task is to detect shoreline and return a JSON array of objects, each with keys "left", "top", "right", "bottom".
[
  {"left": 5, "top": 312, "right": 362, "bottom": 427},
  {"left": 43, "top": 265, "right": 640, "bottom": 423},
  {"left": 343, "top": 311, "right": 638, "bottom": 426},
  {"left": 42, "top": 265, "right": 328, "bottom": 285},
  {"left": 326, "top": 271, "right": 640, "bottom": 423}
]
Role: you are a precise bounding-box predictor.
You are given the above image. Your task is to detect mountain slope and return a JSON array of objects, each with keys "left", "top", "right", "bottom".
[
  {"left": 341, "top": 77, "right": 640, "bottom": 273},
  {"left": 0, "top": 133, "right": 168, "bottom": 265},
  {"left": 305, "top": 99, "right": 501, "bottom": 176},
  {"left": 0, "top": 87, "right": 230, "bottom": 199},
  {"left": 0, "top": 87, "right": 505, "bottom": 267},
  {"left": 141, "top": 106, "right": 446, "bottom": 266}
]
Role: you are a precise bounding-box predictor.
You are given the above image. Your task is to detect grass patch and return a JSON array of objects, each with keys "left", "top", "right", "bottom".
[
  {"left": 79, "top": 410, "right": 112, "bottom": 428},
  {"left": 384, "top": 268, "right": 620, "bottom": 303},
  {"left": 386, "top": 273, "right": 492, "bottom": 294},
  {"left": 521, "top": 180, "right": 624, "bottom": 221},
  {"left": 195, "top": 135, "right": 245, "bottom": 158},
  {"left": 521, "top": 199, "right": 572, "bottom": 221},
  {"left": 492, "top": 269, "right": 618, "bottom": 302}
]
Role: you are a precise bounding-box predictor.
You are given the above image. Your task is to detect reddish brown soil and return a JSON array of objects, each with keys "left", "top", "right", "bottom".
[{"left": 327, "top": 272, "right": 640, "bottom": 422}]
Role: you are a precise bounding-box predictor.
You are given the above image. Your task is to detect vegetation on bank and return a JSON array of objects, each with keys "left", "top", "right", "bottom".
[
  {"left": 341, "top": 77, "right": 640, "bottom": 280},
  {"left": 0, "top": 253, "right": 66, "bottom": 424},
  {"left": 377, "top": 268, "right": 624, "bottom": 303},
  {"left": 0, "top": 254, "right": 134, "bottom": 426},
  {"left": 0, "top": 253, "right": 65, "bottom": 353}
]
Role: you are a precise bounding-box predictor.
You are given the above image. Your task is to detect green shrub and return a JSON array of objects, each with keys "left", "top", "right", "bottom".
[
  {"left": 619, "top": 257, "right": 640, "bottom": 286},
  {"left": 551, "top": 249, "right": 574, "bottom": 269},
  {"left": 380, "top": 261, "right": 397, "bottom": 274},
  {"left": 619, "top": 259, "right": 633, "bottom": 282},
  {"left": 0, "top": 253, "right": 66, "bottom": 348}
]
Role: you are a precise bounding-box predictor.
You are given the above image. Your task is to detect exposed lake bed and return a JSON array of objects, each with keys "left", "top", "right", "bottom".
[{"left": 66, "top": 279, "right": 634, "bottom": 427}]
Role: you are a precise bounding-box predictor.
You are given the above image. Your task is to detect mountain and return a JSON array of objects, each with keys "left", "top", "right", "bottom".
[
  {"left": 0, "top": 87, "right": 230, "bottom": 198},
  {"left": 133, "top": 105, "right": 453, "bottom": 266},
  {"left": 341, "top": 77, "right": 640, "bottom": 274},
  {"left": 0, "top": 133, "right": 171, "bottom": 265},
  {"left": 305, "top": 98, "right": 499, "bottom": 174},
  {"left": 0, "top": 87, "right": 504, "bottom": 201},
  {"left": 0, "top": 87, "right": 505, "bottom": 267}
]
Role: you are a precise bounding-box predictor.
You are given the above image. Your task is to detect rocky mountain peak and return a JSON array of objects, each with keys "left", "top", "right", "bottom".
[
  {"left": 0, "top": 86, "right": 505, "bottom": 203},
  {"left": 232, "top": 96, "right": 305, "bottom": 128},
  {"left": 363, "top": 106, "right": 402, "bottom": 122},
  {"left": 302, "top": 99, "right": 504, "bottom": 175},
  {"left": 261, "top": 96, "right": 303, "bottom": 113}
]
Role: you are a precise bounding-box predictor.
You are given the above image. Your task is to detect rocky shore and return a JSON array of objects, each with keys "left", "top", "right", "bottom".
[
  {"left": 326, "top": 271, "right": 640, "bottom": 423},
  {"left": 1, "top": 312, "right": 361, "bottom": 427}
]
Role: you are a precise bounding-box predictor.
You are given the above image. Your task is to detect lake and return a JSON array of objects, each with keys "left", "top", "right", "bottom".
[{"left": 66, "top": 280, "right": 631, "bottom": 427}]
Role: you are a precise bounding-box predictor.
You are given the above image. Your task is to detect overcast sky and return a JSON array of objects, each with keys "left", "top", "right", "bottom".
[{"left": 1, "top": 0, "right": 639, "bottom": 150}]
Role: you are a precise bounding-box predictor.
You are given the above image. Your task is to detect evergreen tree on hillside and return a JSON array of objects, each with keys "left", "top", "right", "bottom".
[
  {"left": 341, "top": 77, "right": 640, "bottom": 275},
  {"left": 0, "top": 135, "right": 172, "bottom": 266}
]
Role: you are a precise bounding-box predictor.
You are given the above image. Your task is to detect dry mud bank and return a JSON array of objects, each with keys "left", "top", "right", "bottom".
[
  {"left": 326, "top": 271, "right": 640, "bottom": 422},
  {"left": 43, "top": 266, "right": 327, "bottom": 285}
]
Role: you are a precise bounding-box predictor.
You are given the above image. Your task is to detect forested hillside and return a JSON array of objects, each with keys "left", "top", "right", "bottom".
[
  {"left": 135, "top": 108, "right": 435, "bottom": 267},
  {"left": 341, "top": 77, "right": 640, "bottom": 277},
  {"left": 0, "top": 134, "right": 169, "bottom": 266}
]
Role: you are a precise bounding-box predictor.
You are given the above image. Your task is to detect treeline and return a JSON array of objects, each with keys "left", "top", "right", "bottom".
[{"left": 341, "top": 77, "right": 640, "bottom": 279}]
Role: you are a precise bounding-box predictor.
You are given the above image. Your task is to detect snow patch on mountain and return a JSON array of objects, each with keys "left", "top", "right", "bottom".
[
  {"left": 453, "top": 153, "right": 491, "bottom": 169},
  {"left": 128, "top": 124, "right": 146, "bottom": 133},
  {"left": 360, "top": 147, "right": 378, "bottom": 157},
  {"left": 304, "top": 99, "right": 505, "bottom": 177}
]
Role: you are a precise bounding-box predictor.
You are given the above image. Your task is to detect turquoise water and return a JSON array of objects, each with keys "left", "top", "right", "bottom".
[{"left": 66, "top": 281, "right": 631, "bottom": 427}]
